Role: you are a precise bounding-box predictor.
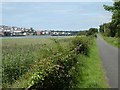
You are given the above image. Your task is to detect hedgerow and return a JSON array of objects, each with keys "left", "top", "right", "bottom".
[{"left": 27, "top": 36, "right": 93, "bottom": 89}]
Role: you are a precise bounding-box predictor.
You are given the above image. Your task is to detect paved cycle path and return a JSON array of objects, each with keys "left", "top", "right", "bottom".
[{"left": 96, "top": 35, "right": 118, "bottom": 88}]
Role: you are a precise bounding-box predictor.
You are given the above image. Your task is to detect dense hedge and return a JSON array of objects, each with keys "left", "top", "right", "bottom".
[{"left": 28, "top": 36, "right": 93, "bottom": 89}]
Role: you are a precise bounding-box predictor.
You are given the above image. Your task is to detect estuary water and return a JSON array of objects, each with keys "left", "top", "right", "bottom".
[{"left": 0, "top": 35, "right": 73, "bottom": 39}]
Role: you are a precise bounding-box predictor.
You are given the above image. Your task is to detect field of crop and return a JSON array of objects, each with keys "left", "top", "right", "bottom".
[{"left": 2, "top": 36, "right": 108, "bottom": 88}]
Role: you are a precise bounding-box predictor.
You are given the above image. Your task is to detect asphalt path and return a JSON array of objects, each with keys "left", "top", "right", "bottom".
[{"left": 96, "top": 35, "right": 118, "bottom": 88}]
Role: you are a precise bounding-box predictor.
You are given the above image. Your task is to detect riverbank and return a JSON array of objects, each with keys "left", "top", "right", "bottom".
[{"left": 1, "top": 35, "right": 75, "bottom": 39}]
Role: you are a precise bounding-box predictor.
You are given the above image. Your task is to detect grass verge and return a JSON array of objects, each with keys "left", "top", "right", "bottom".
[
  {"left": 74, "top": 38, "right": 109, "bottom": 88},
  {"left": 102, "top": 35, "right": 119, "bottom": 48}
]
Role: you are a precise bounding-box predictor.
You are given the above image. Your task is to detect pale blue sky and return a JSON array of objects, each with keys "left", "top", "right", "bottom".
[{"left": 2, "top": 2, "right": 113, "bottom": 31}]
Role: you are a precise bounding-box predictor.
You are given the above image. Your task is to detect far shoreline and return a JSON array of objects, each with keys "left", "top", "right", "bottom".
[{"left": 0, "top": 35, "right": 75, "bottom": 39}]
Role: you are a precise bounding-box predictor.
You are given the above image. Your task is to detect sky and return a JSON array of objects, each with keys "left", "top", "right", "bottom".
[
  {"left": 2, "top": 2, "right": 113, "bottom": 31},
  {"left": 1, "top": 0, "right": 113, "bottom": 2}
]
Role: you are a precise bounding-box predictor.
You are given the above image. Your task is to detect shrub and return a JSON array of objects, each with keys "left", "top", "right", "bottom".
[
  {"left": 28, "top": 36, "right": 93, "bottom": 89},
  {"left": 72, "top": 36, "right": 91, "bottom": 56},
  {"left": 2, "top": 37, "right": 93, "bottom": 88}
]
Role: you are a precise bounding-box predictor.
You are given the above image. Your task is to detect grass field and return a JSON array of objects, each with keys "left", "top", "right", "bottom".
[
  {"left": 2, "top": 37, "right": 72, "bottom": 88},
  {"left": 2, "top": 37, "right": 109, "bottom": 88}
]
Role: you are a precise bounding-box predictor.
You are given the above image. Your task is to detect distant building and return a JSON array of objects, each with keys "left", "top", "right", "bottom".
[
  {"left": 0, "top": 25, "right": 37, "bottom": 36},
  {"left": 50, "top": 31, "right": 73, "bottom": 36},
  {"left": 36, "top": 31, "right": 41, "bottom": 35}
]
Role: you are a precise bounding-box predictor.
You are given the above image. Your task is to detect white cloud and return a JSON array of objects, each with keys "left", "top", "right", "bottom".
[
  {"left": 1, "top": 0, "right": 113, "bottom": 2},
  {"left": 99, "top": 13, "right": 112, "bottom": 22}
]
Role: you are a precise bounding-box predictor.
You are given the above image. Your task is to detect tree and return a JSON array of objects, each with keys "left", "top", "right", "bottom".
[
  {"left": 77, "top": 30, "right": 87, "bottom": 36},
  {"left": 103, "top": 1, "right": 120, "bottom": 37},
  {"left": 87, "top": 28, "right": 98, "bottom": 36}
]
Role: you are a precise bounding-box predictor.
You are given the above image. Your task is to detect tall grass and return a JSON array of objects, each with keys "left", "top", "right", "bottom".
[
  {"left": 27, "top": 37, "right": 93, "bottom": 89},
  {"left": 2, "top": 38, "right": 52, "bottom": 87},
  {"left": 101, "top": 35, "right": 120, "bottom": 48},
  {"left": 2, "top": 36, "right": 108, "bottom": 88},
  {"left": 72, "top": 39, "right": 109, "bottom": 88},
  {"left": 2, "top": 38, "right": 71, "bottom": 88}
]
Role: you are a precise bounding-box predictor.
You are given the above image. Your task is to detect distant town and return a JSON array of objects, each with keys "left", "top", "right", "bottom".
[{"left": 0, "top": 25, "right": 79, "bottom": 36}]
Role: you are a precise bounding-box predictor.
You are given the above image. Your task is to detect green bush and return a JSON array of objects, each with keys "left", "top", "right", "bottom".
[
  {"left": 2, "top": 37, "right": 93, "bottom": 88},
  {"left": 2, "top": 43, "right": 52, "bottom": 87},
  {"left": 72, "top": 36, "right": 92, "bottom": 56},
  {"left": 28, "top": 36, "right": 93, "bottom": 89}
]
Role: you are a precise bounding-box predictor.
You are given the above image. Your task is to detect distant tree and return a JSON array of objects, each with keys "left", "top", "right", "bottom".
[
  {"left": 103, "top": 1, "right": 120, "bottom": 37},
  {"left": 99, "top": 24, "right": 104, "bottom": 33},
  {"left": 87, "top": 28, "right": 98, "bottom": 36},
  {"left": 77, "top": 30, "right": 87, "bottom": 36}
]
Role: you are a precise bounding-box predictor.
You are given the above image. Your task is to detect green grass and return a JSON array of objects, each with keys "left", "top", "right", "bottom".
[
  {"left": 2, "top": 37, "right": 109, "bottom": 88},
  {"left": 2, "top": 37, "right": 71, "bottom": 88},
  {"left": 102, "top": 35, "right": 120, "bottom": 48},
  {"left": 74, "top": 39, "right": 109, "bottom": 88},
  {"left": 2, "top": 38, "right": 52, "bottom": 87}
]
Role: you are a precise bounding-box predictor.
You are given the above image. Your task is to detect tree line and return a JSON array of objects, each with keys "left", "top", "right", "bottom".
[
  {"left": 77, "top": 28, "right": 98, "bottom": 36},
  {"left": 99, "top": 1, "right": 120, "bottom": 37},
  {"left": 77, "top": 1, "right": 120, "bottom": 38}
]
